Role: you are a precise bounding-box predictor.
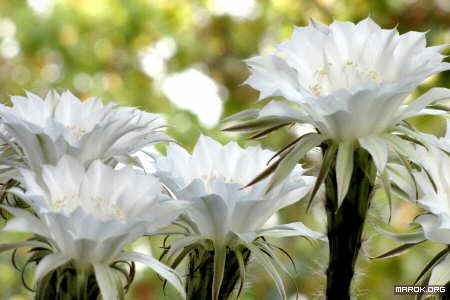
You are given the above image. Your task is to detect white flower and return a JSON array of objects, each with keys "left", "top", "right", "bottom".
[
  {"left": 0, "top": 155, "right": 187, "bottom": 299},
  {"left": 389, "top": 121, "right": 450, "bottom": 245},
  {"left": 226, "top": 17, "right": 450, "bottom": 208},
  {"left": 154, "top": 135, "right": 324, "bottom": 300},
  {"left": 0, "top": 90, "right": 170, "bottom": 174},
  {"left": 383, "top": 122, "right": 450, "bottom": 287}
]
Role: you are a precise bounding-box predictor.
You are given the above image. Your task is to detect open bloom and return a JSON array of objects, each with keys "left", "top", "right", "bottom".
[
  {"left": 0, "top": 155, "right": 187, "bottom": 299},
  {"left": 0, "top": 90, "right": 169, "bottom": 174},
  {"left": 154, "top": 135, "right": 324, "bottom": 300},
  {"left": 225, "top": 17, "right": 450, "bottom": 207}
]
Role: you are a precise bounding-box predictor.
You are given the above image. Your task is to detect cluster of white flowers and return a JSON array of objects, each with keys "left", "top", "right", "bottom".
[
  {"left": 0, "top": 91, "right": 188, "bottom": 299},
  {"left": 0, "top": 91, "right": 322, "bottom": 299},
  {"left": 0, "top": 16, "right": 449, "bottom": 300}
]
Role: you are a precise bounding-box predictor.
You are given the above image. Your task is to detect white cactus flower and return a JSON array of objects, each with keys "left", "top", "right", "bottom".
[
  {"left": 225, "top": 17, "right": 450, "bottom": 209},
  {"left": 0, "top": 90, "right": 170, "bottom": 174},
  {"left": 0, "top": 155, "right": 188, "bottom": 299},
  {"left": 389, "top": 121, "right": 450, "bottom": 245},
  {"left": 383, "top": 122, "right": 450, "bottom": 287},
  {"left": 154, "top": 135, "right": 324, "bottom": 300}
]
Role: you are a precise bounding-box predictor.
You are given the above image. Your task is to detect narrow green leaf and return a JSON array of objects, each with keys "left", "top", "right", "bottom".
[
  {"left": 212, "top": 244, "right": 226, "bottom": 300},
  {"left": 380, "top": 168, "right": 393, "bottom": 223},
  {"left": 245, "top": 242, "right": 287, "bottom": 300},
  {"left": 395, "top": 151, "right": 419, "bottom": 201},
  {"left": 118, "top": 251, "right": 186, "bottom": 299},
  {"left": 267, "top": 134, "right": 308, "bottom": 165},
  {"left": 427, "top": 103, "right": 450, "bottom": 112},
  {"left": 414, "top": 246, "right": 450, "bottom": 285},
  {"left": 267, "top": 133, "right": 325, "bottom": 193},
  {"left": 429, "top": 253, "right": 450, "bottom": 285},
  {"left": 371, "top": 241, "right": 424, "bottom": 259},
  {"left": 336, "top": 141, "right": 354, "bottom": 209},
  {"left": 395, "top": 134, "right": 428, "bottom": 150},
  {"left": 249, "top": 123, "right": 290, "bottom": 140},
  {"left": 306, "top": 144, "right": 338, "bottom": 212},
  {"left": 392, "top": 125, "right": 432, "bottom": 150},
  {"left": 222, "top": 116, "right": 295, "bottom": 133},
  {"left": 233, "top": 250, "right": 246, "bottom": 299},
  {"left": 243, "top": 152, "right": 286, "bottom": 188},
  {"left": 222, "top": 109, "right": 259, "bottom": 122},
  {"left": 382, "top": 134, "right": 421, "bottom": 164}
]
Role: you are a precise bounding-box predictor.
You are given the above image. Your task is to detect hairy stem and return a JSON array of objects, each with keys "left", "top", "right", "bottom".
[
  {"left": 325, "top": 147, "right": 376, "bottom": 300},
  {"left": 186, "top": 248, "right": 250, "bottom": 300}
]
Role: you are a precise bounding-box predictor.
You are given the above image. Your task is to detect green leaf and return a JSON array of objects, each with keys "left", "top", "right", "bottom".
[
  {"left": 382, "top": 134, "right": 421, "bottom": 164},
  {"left": 212, "top": 244, "right": 226, "bottom": 300},
  {"left": 267, "top": 135, "right": 306, "bottom": 165},
  {"left": 249, "top": 123, "right": 290, "bottom": 140},
  {"left": 336, "top": 141, "right": 354, "bottom": 209},
  {"left": 222, "top": 116, "right": 295, "bottom": 133},
  {"left": 118, "top": 251, "right": 186, "bottom": 299},
  {"left": 429, "top": 253, "right": 450, "bottom": 286},
  {"left": 370, "top": 241, "right": 424, "bottom": 259},
  {"left": 395, "top": 151, "right": 419, "bottom": 200},
  {"left": 267, "top": 133, "right": 325, "bottom": 193},
  {"left": 243, "top": 151, "right": 286, "bottom": 188},
  {"left": 392, "top": 125, "right": 432, "bottom": 150},
  {"left": 414, "top": 247, "right": 450, "bottom": 285},
  {"left": 380, "top": 168, "right": 393, "bottom": 223},
  {"left": 244, "top": 241, "right": 287, "bottom": 300},
  {"left": 307, "top": 143, "right": 338, "bottom": 212},
  {"left": 233, "top": 249, "right": 246, "bottom": 299},
  {"left": 222, "top": 109, "right": 260, "bottom": 122}
]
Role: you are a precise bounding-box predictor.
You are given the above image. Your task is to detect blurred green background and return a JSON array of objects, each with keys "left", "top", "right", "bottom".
[{"left": 0, "top": 0, "right": 449, "bottom": 299}]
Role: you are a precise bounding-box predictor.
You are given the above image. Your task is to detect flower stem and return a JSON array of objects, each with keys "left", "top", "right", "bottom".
[
  {"left": 325, "top": 147, "right": 376, "bottom": 300},
  {"left": 186, "top": 248, "right": 250, "bottom": 300}
]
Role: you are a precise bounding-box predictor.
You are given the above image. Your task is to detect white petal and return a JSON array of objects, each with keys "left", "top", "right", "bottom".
[
  {"left": 94, "top": 264, "right": 122, "bottom": 300},
  {"left": 34, "top": 252, "right": 70, "bottom": 284},
  {"left": 399, "top": 88, "right": 450, "bottom": 120},
  {"left": 416, "top": 214, "right": 450, "bottom": 244},
  {"left": 256, "top": 221, "right": 326, "bottom": 240},
  {"left": 244, "top": 55, "right": 303, "bottom": 101},
  {"left": 336, "top": 141, "right": 354, "bottom": 207},
  {"left": 358, "top": 135, "right": 388, "bottom": 172},
  {"left": 118, "top": 251, "right": 186, "bottom": 299}
]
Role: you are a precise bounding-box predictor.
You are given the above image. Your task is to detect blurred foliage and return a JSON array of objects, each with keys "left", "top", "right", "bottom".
[{"left": 0, "top": 0, "right": 449, "bottom": 299}]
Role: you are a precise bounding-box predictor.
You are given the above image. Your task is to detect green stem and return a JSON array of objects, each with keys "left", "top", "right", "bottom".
[
  {"left": 325, "top": 147, "right": 376, "bottom": 300},
  {"left": 186, "top": 248, "right": 250, "bottom": 300}
]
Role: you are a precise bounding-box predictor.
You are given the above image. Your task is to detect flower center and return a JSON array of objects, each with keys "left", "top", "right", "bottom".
[
  {"left": 308, "top": 60, "right": 382, "bottom": 97},
  {"left": 66, "top": 124, "right": 87, "bottom": 140},
  {"left": 90, "top": 196, "right": 126, "bottom": 222},
  {"left": 51, "top": 194, "right": 125, "bottom": 222}
]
